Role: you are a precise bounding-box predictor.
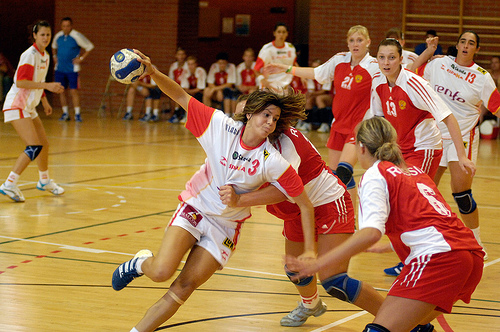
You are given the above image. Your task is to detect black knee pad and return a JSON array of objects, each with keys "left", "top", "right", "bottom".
[
  {"left": 24, "top": 145, "right": 43, "bottom": 161},
  {"left": 335, "top": 162, "right": 355, "bottom": 189},
  {"left": 452, "top": 189, "right": 477, "bottom": 214}
]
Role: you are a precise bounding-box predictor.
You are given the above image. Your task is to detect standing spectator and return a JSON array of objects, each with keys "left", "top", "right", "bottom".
[
  {"left": 202, "top": 52, "right": 236, "bottom": 115},
  {"left": 0, "top": 52, "right": 15, "bottom": 103},
  {"left": 414, "top": 30, "right": 442, "bottom": 56},
  {"left": 180, "top": 55, "right": 206, "bottom": 103},
  {"left": 254, "top": 22, "right": 297, "bottom": 91},
  {"left": 1, "top": 21, "right": 65, "bottom": 202},
  {"left": 52, "top": 17, "right": 94, "bottom": 122}
]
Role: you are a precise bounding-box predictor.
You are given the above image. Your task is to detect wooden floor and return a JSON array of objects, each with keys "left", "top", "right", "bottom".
[{"left": 0, "top": 110, "right": 499, "bottom": 331}]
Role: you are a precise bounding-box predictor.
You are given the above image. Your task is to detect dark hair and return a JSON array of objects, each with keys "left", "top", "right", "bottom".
[
  {"left": 61, "top": 17, "right": 73, "bottom": 24},
  {"left": 426, "top": 29, "right": 437, "bottom": 36},
  {"left": 446, "top": 46, "right": 458, "bottom": 57},
  {"left": 356, "top": 117, "right": 406, "bottom": 168},
  {"left": 274, "top": 22, "right": 288, "bottom": 32},
  {"left": 378, "top": 38, "right": 403, "bottom": 57},
  {"left": 32, "top": 20, "right": 51, "bottom": 34},
  {"left": 216, "top": 52, "right": 229, "bottom": 61},
  {"left": 385, "top": 27, "right": 403, "bottom": 40},
  {"left": 457, "top": 30, "right": 480, "bottom": 48},
  {"left": 233, "top": 89, "right": 306, "bottom": 142}
]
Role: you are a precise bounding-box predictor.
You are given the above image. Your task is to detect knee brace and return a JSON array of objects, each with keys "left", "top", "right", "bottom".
[
  {"left": 410, "top": 323, "right": 434, "bottom": 332},
  {"left": 167, "top": 290, "right": 185, "bottom": 305},
  {"left": 321, "top": 272, "right": 362, "bottom": 303},
  {"left": 285, "top": 265, "right": 314, "bottom": 286},
  {"left": 452, "top": 189, "right": 477, "bottom": 214},
  {"left": 363, "top": 323, "right": 391, "bottom": 332},
  {"left": 336, "top": 162, "right": 355, "bottom": 190},
  {"left": 24, "top": 145, "right": 43, "bottom": 161}
]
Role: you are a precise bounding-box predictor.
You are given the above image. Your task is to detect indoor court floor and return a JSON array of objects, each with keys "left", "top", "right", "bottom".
[{"left": 0, "top": 110, "right": 498, "bottom": 331}]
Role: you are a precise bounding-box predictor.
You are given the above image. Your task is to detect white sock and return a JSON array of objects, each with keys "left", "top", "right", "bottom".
[
  {"left": 130, "top": 328, "right": 139, "bottom": 332},
  {"left": 126, "top": 106, "right": 133, "bottom": 113},
  {"left": 74, "top": 107, "right": 81, "bottom": 115},
  {"left": 6, "top": 172, "right": 20, "bottom": 186},
  {"left": 39, "top": 170, "right": 49, "bottom": 184},
  {"left": 301, "top": 290, "right": 320, "bottom": 309},
  {"left": 145, "top": 107, "right": 152, "bottom": 115},
  {"left": 471, "top": 227, "right": 483, "bottom": 246},
  {"left": 153, "top": 108, "right": 159, "bottom": 116},
  {"left": 135, "top": 256, "right": 148, "bottom": 275},
  {"left": 62, "top": 106, "right": 69, "bottom": 114}
]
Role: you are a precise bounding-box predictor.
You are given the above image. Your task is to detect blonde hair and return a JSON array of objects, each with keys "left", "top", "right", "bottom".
[
  {"left": 347, "top": 25, "right": 370, "bottom": 40},
  {"left": 233, "top": 89, "right": 306, "bottom": 142},
  {"left": 356, "top": 117, "right": 406, "bottom": 167}
]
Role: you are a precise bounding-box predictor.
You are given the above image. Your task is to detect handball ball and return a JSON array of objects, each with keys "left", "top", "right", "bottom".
[
  {"left": 480, "top": 119, "right": 496, "bottom": 135},
  {"left": 109, "top": 49, "right": 145, "bottom": 84}
]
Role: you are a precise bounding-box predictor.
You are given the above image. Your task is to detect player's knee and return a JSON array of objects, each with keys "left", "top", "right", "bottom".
[
  {"left": 24, "top": 145, "right": 43, "bottom": 161},
  {"left": 285, "top": 265, "right": 314, "bottom": 286},
  {"left": 321, "top": 272, "right": 362, "bottom": 303},
  {"left": 363, "top": 323, "right": 391, "bottom": 332},
  {"left": 335, "top": 162, "right": 355, "bottom": 189},
  {"left": 452, "top": 189, "right": 477, "bottom": 214}
]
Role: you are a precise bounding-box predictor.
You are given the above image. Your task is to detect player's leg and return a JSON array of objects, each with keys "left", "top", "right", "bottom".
[
  {"left": 134, "top": 245, "right": 221, "bottom": 332},
  {"left": 337, "top": 142, "right": 358, "bottom": 208},
  {"left": 433, "top": 166, "right": 447, "bottom": 186}
]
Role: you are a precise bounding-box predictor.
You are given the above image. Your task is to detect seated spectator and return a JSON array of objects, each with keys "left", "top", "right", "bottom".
[
  {"left": 0, "top": 52, "right": 15, "bottom": 103},
  {"left": 415, "top": 29, "right": 442, "bottom": 55},
  {"left": 175, "top": 56, "right": 207, "bottom": 123},
  {"left": 297, "top": 59, "right": 333, "bottom": 133},
  {"left": 203, "top": 52, "right": 236, "bottom": 114},
  {"left": 168, "top": 47, "right": 188, "bottom": 123},
  {"left": 122, "top": 75, "right": 162, "bottom": 122},
  {"left": 489, "top": 55, "right": 500, "bottom": 88},
  {"left": 235, "top": 48, "right": 258, "bottom": 96},
  {"left": 385, "top": 27, "right": 418, "bottom": 65}
]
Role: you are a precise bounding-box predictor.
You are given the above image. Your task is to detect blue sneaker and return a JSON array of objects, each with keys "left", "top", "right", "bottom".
[
  {"left": 410, "top": 323, "right": 434, "bottom": 332},
  {"left": 75, "top": 114, "right": 82, "bottom": 122},
  {"left": 149, "top": 115, "right": 159, "bottom": 122},
  {"left": 384, "top": 262, "right": 404, "bottom": 276},
  {"left": 122, "top": 112, "right": 133, "bottom": 120},
  {"left": 168, "top": 115, "right": 179, "bottom": 123},
  {"left": 59, "top": 113, "right": 70, "bottom": 121},
  {"left": 139, "top": 114, "right": 150, "bottom": 122},
  {"left": 112, "top": 249, "right": 153, "bottom": 291}
]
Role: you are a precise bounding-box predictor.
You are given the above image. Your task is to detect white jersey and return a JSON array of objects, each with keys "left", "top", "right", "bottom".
[
  {"left": 179, "top": 98, "right": 304, "bottom": 229},
  {"left": 370, "top": 68, "right": 451, "bottom": 153},
  {"left": 420, "top": 56, "right": 500, "bottom": 138},
  {"left": 306, "top": 78, "right": 332, "bottom": 92},
  {"left": 402, "top": 49, "right": 418, "bottom": 65},
  {"left": 3, "top": 44, "right": 49, "bottom": 113},
  {"left": 254, "top": 41, "right": 296, "bottom": 90},
  {"left": 168, "top": 61, "right": 189, "bottom": 84},
  {"left": 207, "top": 62, "right": 237, "bottom": 85},
  {"left": 180, "top": 67, "right": 207, "bottom": 90}
]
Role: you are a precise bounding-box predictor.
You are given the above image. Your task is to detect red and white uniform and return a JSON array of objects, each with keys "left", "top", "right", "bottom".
[
  {"left": 179, "top": 98, "right": 304, "bottom": 229},
  {"left": 370, "top": 68, "right": 452, "bottom": 175},
  {"left": 418, "top": 56, "right": 500, "bottom": 139},
  {"left": 207, "top": 62, "right": 236, "bottom": 86},
  {"left": 3, "top": 43, "right": 49, "bottom": 119},
  {"left": 169, "top": 61, "right": 189, "bottom": 84},
  {"left": 314, "top": 52, "right": 380, "bottom": 145},
  {"left": 180, "top": 67, "right": 207, "bottom": 90},
  {"left": 254, "top": 41, "right": 296, "bottom": 90},
  {"left": 306, "top": 77, "right": 332, "bottom": 93},
  {"left": 358, "top": 160, "right": 483, "bottom": 312},
  {"left": 236, "top": 61, "right": 257, "bottom": 89},
  {"left": 268, "top": 128, "right": 354, "bottom": 241}
]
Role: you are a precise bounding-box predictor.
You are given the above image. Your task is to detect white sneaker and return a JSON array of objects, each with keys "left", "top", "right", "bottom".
[
  {"left": 36, "top": 179, "right": 65, "bottom": 195},
  {"left": 0, "top": 183, "right": 25, "bottom": 202},
  {"left": 317, "top": 123, "right": 330, "bottom": 133},
  {"left": 280, "top": 300, "right": 327, "bottom": 327}
]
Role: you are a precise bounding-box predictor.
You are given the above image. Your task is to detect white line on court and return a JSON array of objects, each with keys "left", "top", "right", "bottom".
[{"left": 310, "top": 311, "right": 369, "bottom": 331}]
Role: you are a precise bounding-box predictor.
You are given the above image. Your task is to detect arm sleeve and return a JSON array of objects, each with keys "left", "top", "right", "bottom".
[
  {"left": 358, "top": 167, "right": 390, "bottom": 234},
  {"left": 482, "top": 74, "right": 500, "bottom": 115},
  {"left": 73, "top": 31, "right": 94, "bottom": 51}
]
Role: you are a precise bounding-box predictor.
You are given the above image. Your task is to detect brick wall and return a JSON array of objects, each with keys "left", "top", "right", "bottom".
[{"left": 54, "top": 0, "right": 179, "bottom": 112}]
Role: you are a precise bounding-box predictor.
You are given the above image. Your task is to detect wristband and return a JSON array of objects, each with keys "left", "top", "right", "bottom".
[
  {"left": 291, "top": 67, "right": 296, "bottom": 76},
  {"left": 286, "top": 65, "right": 293, "bottom": 73}
]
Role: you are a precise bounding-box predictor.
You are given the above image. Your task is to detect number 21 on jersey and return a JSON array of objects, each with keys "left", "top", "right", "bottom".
[{"left": 341, "top": 75, "right": 353, "bottom": 90}]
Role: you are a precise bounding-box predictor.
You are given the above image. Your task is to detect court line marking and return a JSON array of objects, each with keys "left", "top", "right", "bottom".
[{"left": 310, "top": 311, "right": 369, "bottom": 331}]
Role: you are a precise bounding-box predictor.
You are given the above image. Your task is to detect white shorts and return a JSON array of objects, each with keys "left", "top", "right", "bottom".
[
  {"left": 440, "top": 127, "right": 479, "bottom": 167},
  {"left": 169, "top": 202, "right": 241, "bottom": 268},
  {"left": 3, "top": 108, "right": 39, "bottom": 123}
]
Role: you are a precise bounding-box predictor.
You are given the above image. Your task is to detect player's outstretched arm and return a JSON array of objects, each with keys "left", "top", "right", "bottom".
[{"left": 134, "top": 49, "right": 191, "bottom": 111}]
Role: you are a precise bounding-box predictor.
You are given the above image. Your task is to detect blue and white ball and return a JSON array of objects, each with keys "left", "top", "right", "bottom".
[{"left": 109, "top": 49, "right": 145, "bottom": 84}]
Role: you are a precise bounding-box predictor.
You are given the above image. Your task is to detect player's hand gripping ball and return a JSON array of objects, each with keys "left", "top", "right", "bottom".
[{"left": 109, "top": 49, "right": 145, "bottom": 84}]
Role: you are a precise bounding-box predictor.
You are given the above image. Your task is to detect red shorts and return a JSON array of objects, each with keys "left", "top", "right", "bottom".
[
  {"left": 389, "top": 250, "right": 483, "bottom": 313},
  {"left": 326, "top": 129, "right": 356, "bottom": 151},
  {"left": 403, "top": 149, "right": 443, "bottom": 179},
  {"left": 281, "top": 196, "right": 355, "bottom": 242}
]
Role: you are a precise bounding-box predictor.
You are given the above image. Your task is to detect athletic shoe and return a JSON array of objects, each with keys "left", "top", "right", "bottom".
[
  {"left": 179, "top": 114, "right": 187, "bottom": 124},
  {"left": 384, "top": 262, "right": 404, "bottom": 276},
  {"left": 36, "top": 180, "right": 65, "bottom": 195},
  {"left": 168, "top": 115, "right": 179, "bottom": 123},
  {"left": 280, "top": 300, "right": 327, "bottom": 327},
  {"left": 139, "top": 114, "right": 151, "bottom": 122},
  {"left": 317, "top": 123, "right": 330, "bottom": 133},
  {"left": 149, "top": 115, "right": 159, "bottom": 122},
  {"left": 59, "top": 113, "right": 70, "bottom": 121},
  {"left": 0, "top": 183, "right": 25, "bottom": 202},
  {"left": 122, "top": 112, "right": 133, "bottom": 120},
  {"left": 75, "top": 114, "right": 82, "bottom": 122},
  {"left": 112, "top": 249, "right": 153, "bottom": 291},
  {"left": 410, "top": 323, "right": 434, "bottom": 332}
]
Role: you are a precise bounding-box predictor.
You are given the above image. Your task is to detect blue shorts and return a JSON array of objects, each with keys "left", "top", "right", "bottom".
[
  {"left": 54, "top": 71, "right": 79, "bottom": 89},
  {"left": 146, "top": 86, "right": 162, "bottom": 100}
]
